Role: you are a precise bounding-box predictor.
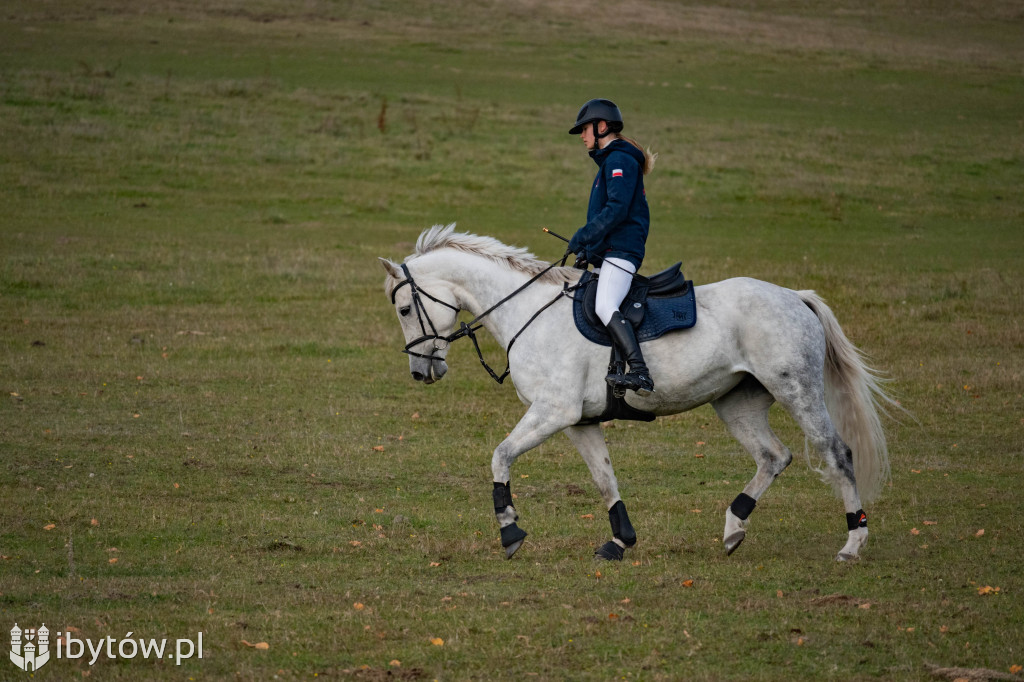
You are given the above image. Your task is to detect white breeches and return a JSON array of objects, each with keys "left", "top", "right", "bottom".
[{"left": 594, "top": 257, "right": 636, "bottom": 325}]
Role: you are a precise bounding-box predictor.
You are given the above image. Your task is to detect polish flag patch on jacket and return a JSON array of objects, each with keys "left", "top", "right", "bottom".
[{"left": 611, "top": 168, "right": 623, "bottom": 178}]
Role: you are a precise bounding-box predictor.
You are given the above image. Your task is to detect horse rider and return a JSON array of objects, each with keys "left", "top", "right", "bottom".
[{"left": 567, "top": 98, "right": 657, "bottom": 396}]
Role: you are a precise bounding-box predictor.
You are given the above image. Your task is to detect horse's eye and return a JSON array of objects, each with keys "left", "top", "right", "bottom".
[{"left": 399, "top": 306, "right": 411, "bottom": 317}]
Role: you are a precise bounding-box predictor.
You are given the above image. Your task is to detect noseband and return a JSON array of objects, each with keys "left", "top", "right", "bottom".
[{"left": 390, "top": 256, "right": 578, "bottom": 384}]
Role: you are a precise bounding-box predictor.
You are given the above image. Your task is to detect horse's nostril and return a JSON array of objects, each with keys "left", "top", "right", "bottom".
[{"left": 411, "top": 371, "right": 425, "bottom": 381}]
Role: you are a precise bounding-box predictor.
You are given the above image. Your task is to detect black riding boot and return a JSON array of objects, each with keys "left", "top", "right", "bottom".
[{"left": 604, "top": 311, "right": 655, "bottom": 396}]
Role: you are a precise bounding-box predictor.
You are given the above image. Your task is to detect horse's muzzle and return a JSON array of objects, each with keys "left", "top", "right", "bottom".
[{"left": 411, "top": 357, "right": 448, "bottom": 384}]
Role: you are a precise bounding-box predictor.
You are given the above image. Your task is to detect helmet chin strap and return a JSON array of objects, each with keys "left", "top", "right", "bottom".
[{"left": 592, "top": 121, "right": 615, "bottom": 145}]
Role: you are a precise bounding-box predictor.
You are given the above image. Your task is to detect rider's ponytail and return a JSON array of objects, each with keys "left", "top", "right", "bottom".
[{"left": 619, "top": 136, "right": 657, "bottom": 175}]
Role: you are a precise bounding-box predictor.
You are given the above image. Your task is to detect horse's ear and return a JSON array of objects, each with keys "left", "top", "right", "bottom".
[{"left": 378, "top": 257, "right": 402, "bottom": 279}]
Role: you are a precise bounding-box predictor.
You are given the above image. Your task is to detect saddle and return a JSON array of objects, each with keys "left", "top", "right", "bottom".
[
  {"left": 570, "top": 263, "right": 697, "bottom": 425},
  {"left": 572, "top": 262, "right": 697, "bottom": 346}
]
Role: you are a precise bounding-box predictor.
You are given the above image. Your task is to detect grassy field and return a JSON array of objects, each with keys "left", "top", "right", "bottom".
[{"left": 1, "top": 1, "right": 1022, "bottom": 680}]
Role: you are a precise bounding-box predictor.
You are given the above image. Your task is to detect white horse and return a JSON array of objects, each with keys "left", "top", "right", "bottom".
[{"left": 380, "top": 224, "right": 894, "bottom": 562}]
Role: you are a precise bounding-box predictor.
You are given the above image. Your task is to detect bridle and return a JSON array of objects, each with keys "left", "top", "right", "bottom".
[
  {"left": 389, "top": 255, "right": 577, "bottom": 384},
  {"left": 390, "top": 263, "right": 459, "bottom": 363}
]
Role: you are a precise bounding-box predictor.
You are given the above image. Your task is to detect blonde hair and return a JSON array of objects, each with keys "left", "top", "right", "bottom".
[{"left": 619, "top": 136, "right": 657, "bottom": 175}]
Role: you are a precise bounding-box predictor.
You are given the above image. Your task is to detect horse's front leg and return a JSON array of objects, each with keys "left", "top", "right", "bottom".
[
  {"left": 491, "top": 402, "right": 578, "bottom": 559},
  {"left": 564, "top": 423, "right": 636, "bottom": 561}
]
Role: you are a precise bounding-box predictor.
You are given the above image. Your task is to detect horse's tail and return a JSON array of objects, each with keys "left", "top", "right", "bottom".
[{"left": 798, "top": 290, "right": 898, "bottom": 502}]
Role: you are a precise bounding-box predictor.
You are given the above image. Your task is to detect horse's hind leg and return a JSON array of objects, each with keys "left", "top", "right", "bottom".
[
  {"left": 784, "top": 404, "right": 868, "bottom": 561},
  {"left": 711, "top": 375, "right": 793, "bottom": 555},
  {"left": 564, "top": 423, "right": 636, "bottom": 561},
  {"left": 768, "top": 373, "right": 868, "bottom": 561}
]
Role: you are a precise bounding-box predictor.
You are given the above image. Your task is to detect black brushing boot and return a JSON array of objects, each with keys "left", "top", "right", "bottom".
[
  {"left": 604, "top": 311, "right": 654, "bottom": 396},
  {"left": 594, "top": 500, "right": 637, "bottom": 561}
]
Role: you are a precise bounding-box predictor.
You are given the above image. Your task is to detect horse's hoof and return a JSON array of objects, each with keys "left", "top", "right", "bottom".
[
  {"left": 836, "top": 552, "right": 859, "bottom": 562},
  {"left": 505, "top": 538, "right": 525, "bottom": 559},
  {"left": 724, "top": 530, "right": 746, "bottom": 556},
  {"left": 500, "top": 522, "right": 527, "bottom": 560},
  {"left": 594, "top": 541, "right": 624, "bottom": 561}
]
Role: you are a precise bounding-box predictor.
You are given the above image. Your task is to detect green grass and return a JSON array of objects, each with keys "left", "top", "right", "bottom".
[{"left": 1, "top": 1, "right": 1023, "bottom": 680}]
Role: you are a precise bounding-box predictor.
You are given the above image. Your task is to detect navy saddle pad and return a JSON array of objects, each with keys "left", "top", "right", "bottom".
[{"left": 572, "top": 262, "right": 697, "bottom": 346}]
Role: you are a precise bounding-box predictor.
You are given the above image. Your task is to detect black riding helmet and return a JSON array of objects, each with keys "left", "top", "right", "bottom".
[{"left": 569, "top": 98, "right": 624, "bottom": 136}]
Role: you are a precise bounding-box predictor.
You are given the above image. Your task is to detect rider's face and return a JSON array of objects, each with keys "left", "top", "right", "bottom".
[{"left": 579, "top": 121, "right": 607, "bottom": 150}]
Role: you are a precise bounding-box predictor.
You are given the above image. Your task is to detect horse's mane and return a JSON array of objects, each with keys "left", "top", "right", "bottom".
[{"left": 406, "top": 223, "right": 579, "bottom": 284}]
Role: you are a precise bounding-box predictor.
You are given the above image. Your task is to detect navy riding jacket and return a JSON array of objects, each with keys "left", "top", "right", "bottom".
[{"left": 568, "top": 139, "right": 650, "bottom": 269}]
